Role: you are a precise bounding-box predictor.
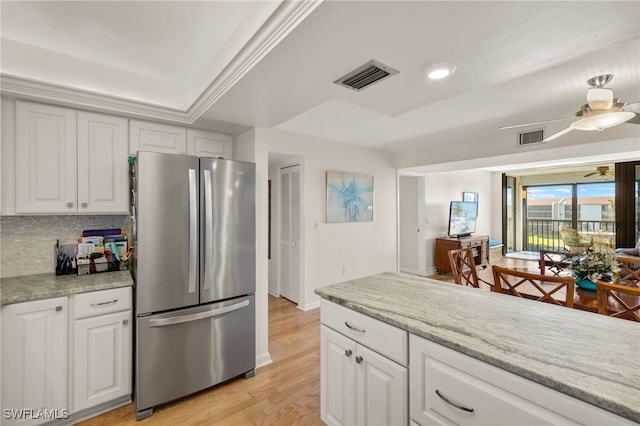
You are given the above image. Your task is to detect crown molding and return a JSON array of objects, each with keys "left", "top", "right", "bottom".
[
  {"left": 0, "top": 0, "right": 323, "bottom": 125},
  {"left": 0, "top": 74, "right": 192, "bottom": 123},
  {"left": 186, "top": 0, "right": 323, "bottom": 121}
]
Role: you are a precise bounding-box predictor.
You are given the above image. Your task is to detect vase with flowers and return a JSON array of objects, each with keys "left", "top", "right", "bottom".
[{"left": 570, "top": 244, "right": 620, "bottom": 290}]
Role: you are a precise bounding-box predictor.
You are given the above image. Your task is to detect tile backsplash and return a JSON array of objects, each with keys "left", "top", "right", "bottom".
[{"left": 1, "top": 215, "right": 129, "bottom": 278}]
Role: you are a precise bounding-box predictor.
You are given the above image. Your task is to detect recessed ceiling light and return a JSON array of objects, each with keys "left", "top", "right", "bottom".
[{"left": 426, "top": 63, "right": 456, "bottom": 80}]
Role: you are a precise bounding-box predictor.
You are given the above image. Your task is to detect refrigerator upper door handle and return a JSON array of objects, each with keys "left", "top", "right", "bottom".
[
  {"left": 148, "top": 299, "right": 250, "bottom": 327},
  {"left": 188, "top": 168, "right": 197, "bottom": 294},
  {"left": 203, "top": 169, "right": 213, "bottom": 291}
]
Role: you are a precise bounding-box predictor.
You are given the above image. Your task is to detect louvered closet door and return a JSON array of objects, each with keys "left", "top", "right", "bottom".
[{"left": 280, "top": 165, "right": 300, "bottom": 303}]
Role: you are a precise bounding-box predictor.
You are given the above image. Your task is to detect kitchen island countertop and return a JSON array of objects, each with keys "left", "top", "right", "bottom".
[
  {"left": 315, "top": 271, "right": 640, "bottom": 423},
  {"left": 1, "top": 270, "right": 133, "bottom": 306}
]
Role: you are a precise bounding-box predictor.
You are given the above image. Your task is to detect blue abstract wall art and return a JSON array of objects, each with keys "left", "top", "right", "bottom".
[{"left": 326, "top": 171, "right": 373, "bottom": 223}]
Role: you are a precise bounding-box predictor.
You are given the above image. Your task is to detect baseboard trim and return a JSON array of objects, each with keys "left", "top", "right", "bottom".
[
  {"left": 298, "top": 299, "right": 320, "bottom": 311},
  {"left": 256, "top": 352, "right": 273, "bottom": 369}
]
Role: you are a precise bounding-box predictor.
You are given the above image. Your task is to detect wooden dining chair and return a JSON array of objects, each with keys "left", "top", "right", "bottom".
[
  {"left": 447, "top": 247, "right": 493, "bottom": 289},
  {"left": 448, "top": 247, "right": 481, "bottom": 287},
  {"left": 539, "top": 250, "right": 571, "bottom": 276},
  {"left": 615, "top": 256, "right": 640, "bottom": 282},
  {"left": 595, "top": 280, "right": 640, "bottom": 322},
  {"left": 491, "top": 265, "right": 575, "bottom": 308}
]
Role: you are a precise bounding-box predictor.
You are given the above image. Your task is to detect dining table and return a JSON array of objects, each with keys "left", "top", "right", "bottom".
[{"left": 475, "top": 265, "right": 640, "bottom": 315}]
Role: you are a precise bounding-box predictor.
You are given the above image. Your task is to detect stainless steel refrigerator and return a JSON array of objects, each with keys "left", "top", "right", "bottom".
[{"left": 132, "top": 151, "right": 256, "bottom": 420}]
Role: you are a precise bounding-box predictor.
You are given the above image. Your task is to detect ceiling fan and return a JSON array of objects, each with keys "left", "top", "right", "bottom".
[
  {"left": 583, "top": 166, "right": 611, "bottom": 178},
  {"left": 500, "top": 74, "right": 640, "bottom": 142}
]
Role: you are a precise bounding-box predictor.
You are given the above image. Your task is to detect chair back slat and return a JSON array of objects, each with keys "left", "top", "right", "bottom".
[
  {"left": 615, "top": 256, "right": 640, "bottom": 282},
  {"left": 492, "top": 265, "right": 575, "bottom": 308}
]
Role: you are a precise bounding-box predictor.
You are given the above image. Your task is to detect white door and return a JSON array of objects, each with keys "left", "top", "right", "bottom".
[
  {"left": 77, "top": 111, "right": 129, "bottom": 213},
  {"left": 15, "top": 101, "right": 77, "bottom": 213},
  {"left": 280, "top": 165, "right": 300, "bottom": 303},
  {"left": 1, "top": 297, "right": 68, "bottom": 425},
  {"left": 356, "top": 344, "right": 408, "bottom": 426},
  {"left": 321, "top": 326, "right": 357, "bottom": 426},
  {"left": 73, "top": 310, "right": 131, "bottom": 411}
]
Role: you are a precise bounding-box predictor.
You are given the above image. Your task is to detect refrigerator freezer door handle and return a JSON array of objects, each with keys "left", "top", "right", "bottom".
[
  {"left": 203, "top": 169, "right": 213, "bottom": 291},
  {"left": 188, "top": 168, "right": 197, "bottom": 294},
  {"left": 148, "top": 300, "right": 250, "bottom": 327}
]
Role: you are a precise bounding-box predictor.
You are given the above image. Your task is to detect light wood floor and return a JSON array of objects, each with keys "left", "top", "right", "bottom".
[{"left": 78, "top": 295, "right": 322, "bottom": 425}]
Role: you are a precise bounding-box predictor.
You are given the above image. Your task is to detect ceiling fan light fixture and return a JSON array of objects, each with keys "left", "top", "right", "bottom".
[
  {"left": 425, "top": 63, "right": 456, "bottom": 80},
  {"left": 570, "top": 111, "right": 635, "bottom": 131},
  {"left": 587, "top": 87, "right": 613, "bottom": 110}
]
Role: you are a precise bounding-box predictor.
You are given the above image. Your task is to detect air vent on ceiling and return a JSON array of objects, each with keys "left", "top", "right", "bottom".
[
  {"left": 334, "top": 60, "right": 399, "bottom": 91},
  {"left": 517, "top": 129, "right": 545, "bottom": 147}
]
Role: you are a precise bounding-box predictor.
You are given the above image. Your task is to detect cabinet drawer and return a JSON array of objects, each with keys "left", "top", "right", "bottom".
[
  {"left": 74, "top": 287, "right": 131, "bottom": 319},
  {"left": 410, "top": 335, "right": 635, "bottom": 425},
  {"left": 321, "top": 300, "right": 407, "bottom": 366}
]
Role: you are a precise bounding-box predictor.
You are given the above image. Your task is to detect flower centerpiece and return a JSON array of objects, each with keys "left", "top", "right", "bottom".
[{"left": 570, "top": 242, "right": 620, "bottom": 290}]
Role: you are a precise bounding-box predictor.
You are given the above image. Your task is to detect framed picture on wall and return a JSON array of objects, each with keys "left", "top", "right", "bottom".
[
  {"left": 463, "top": 191, "right": 478, "bottom": 203},
  {"left": 326, "top": 171, "right": 374, "bottom": 223}
]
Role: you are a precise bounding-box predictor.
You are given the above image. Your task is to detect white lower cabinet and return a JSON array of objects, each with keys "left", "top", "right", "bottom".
[
  {"left": 320, "top": 300, "right": 408, "bottom": 426},
  {"left": 71, "top": 287, "right": 132, "bottom": 413},
  {"left": 1, "top": 297, "right": 68, "bottom": 426},
  {"left": 0, "top": 287, "right": 132, "bottom": 425},
  {"left": 409, "top": 334, "right": 635, "bottom": 426}
]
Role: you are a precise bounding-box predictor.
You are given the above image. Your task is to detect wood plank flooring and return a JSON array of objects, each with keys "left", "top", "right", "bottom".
[{"left": 78, "top": 296, "right": 322, "bottom": 425}]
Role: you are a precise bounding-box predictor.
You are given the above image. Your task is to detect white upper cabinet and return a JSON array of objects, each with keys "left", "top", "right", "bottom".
[
  {"left": 77, "top": 111, "right": 129, "bottom": 213},
  {"left": 15, "top": 101, "right": 77, "bottom": 213},
  {"left": 14, "top": 101, "right": 129, "bottom": 214},
  {"left": 187, "top": 128, "right": 233, "bottom": 159},
  {"left": 129, "top": 120, "right": 187, "bottom": 155}
]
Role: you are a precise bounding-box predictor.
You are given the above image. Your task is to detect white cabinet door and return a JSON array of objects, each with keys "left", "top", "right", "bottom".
[
  {"left": 357, "top": 344, "right": 407, "bottom": 426},
  {"left": 1, "top": 297, "right": 68, "bottom": 425},
  {"left": 187, "top": 128, "right": 233, "bottom": 159},
  {"left": 73, "top": 310, "right": 131, "bottom": 412},
  {"left": 321, "top": 325, "right": 357, "bottom": 426},
  {"left": 77, "top": 111, "right": 129, "bottom": 213},
  {"left": 321, "top": 325, "right": 408, "bottom": 426},
  {"left": 15, "top": 101, "right": 77, "bottom": 213},
  {"left": 129, "top": 120, "right": 186, "bottom": 155}
]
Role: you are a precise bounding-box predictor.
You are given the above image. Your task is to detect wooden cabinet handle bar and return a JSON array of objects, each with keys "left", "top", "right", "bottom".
[
  {"left": 91, "top": 299, "right": 118, "bottom": 307},
  {"left": 435, "top": 389, "right": 474, "bottom": 413},
  {"left": 344, "top": 321, "right": 366, "bottom": 333}
]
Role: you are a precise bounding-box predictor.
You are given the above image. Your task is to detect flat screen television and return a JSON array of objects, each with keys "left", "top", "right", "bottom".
[{"left": 448, "top": 201, "right": 478, "bottom": 237}]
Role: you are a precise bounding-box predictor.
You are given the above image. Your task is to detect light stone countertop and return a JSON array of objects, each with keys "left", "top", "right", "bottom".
[
  {"left": 315, "top": 271, "right": 640, "bottom": 423},
  {"left": 1, "top": 270, "right": 133, "bottom": 306}
]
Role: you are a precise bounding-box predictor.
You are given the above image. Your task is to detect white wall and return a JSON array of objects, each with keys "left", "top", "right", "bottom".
[
  {"left": 422, "top": 169, "right": 500, "bottom": 272},
  {"left": 256, "top": 128, "right": 397, "bottom": 310},
  {"left": 235, "top": 129, "right": 271, "bottom": 368}
]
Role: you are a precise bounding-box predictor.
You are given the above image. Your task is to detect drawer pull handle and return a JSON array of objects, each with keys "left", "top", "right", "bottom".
[
  {"left": 355, "top": 356, "right": 363, "bottom": 364},
  {"left": 91, "top": 299, "right": 118, "bottom": 307},
  {"left": 345, "top": 349, "right": 352, "bottom": 357},
  {"left": 55, "top": 306, "right": 63, "bottom": 312},
  {"left": 435, "top": 389, "right": 474, "bottom": 413},
  {"left": 344, "top": 321, "right": 366, "bottom": 333}
]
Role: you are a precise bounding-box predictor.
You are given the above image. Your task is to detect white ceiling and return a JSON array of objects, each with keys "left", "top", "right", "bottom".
[{"left": 1, "top": 1, "right": 639, "bottom": 173}]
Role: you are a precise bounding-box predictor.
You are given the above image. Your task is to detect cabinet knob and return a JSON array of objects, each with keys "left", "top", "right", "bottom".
[
  {"left": 55, "top": 306, "right": 63, "bottom": 312},
  {"left": 345, "top": 349, "right": 352, "bottom": 357},
  {"left": 67, "top": 202, "right": 73, "bottom": 208},
  {"left": 81, "top": 202, "right": 88, "bottom": 208},
  {"left": 355, "top": 356, "right": 363, "bottom": 364},
  {"left": 123, "top": 319, "right": 128, "bottom": 326}
]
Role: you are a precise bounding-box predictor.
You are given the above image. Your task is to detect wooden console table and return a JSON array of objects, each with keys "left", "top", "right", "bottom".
[{"left": 435, "top": 235, "right": 489, "bottom": 273}]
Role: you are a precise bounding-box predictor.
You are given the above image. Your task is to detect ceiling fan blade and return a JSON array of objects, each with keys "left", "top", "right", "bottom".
[
  {"left": 584, "top": 171, "right": 598, "bottom": 177},
  {"left": 627, "top": 113, "right": 640, "bottom": 125},
  {"left": 542, "top": 126, "right": 573, "bottom": 142},
  {"left": 498, "top": 117, "right": 575, "bottom": 130},
  {"left": 623, "top": 101, "right": 640, "bottom": 113}
]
